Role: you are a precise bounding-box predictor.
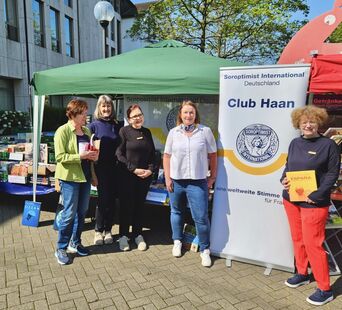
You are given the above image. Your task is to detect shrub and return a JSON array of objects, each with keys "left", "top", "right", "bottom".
[{"left": 0, "top": 110, "right": 31, "bottom": 135}]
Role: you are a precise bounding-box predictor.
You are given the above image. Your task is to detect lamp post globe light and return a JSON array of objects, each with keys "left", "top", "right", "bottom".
[{"left": 94, "top": 1, "right": 115, "bottom": 58}]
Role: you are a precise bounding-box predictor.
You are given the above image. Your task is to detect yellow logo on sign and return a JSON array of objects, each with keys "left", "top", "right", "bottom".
[{"left": 218, "top": 149, "right": 287, "bottom": 175}]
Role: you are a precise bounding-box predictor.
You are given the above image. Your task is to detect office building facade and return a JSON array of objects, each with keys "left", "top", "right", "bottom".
[{"left": 0, "top": 0, "right": 135, "bottom": 112}]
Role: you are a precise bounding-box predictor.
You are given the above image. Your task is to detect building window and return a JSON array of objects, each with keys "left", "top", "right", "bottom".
[
  {"left": 116, "top": 20, "right": 121, "bottom": 54},
  {"left": 113, "top": 0, "right": 120, "bottom": 14},
  {"left": 110, "top": 18, "right": 115, "bottom": 41},
  {"left": 64, "top": 16, "right": 73, "bottom": 57},
  {"left": 32, "top": 0, "right": 45, "bottom": 47},
  {"left": 0, "top": 79, "right": 15, "bottom": 111},
  {"left": 111, "top": 47, "right": 116, "bottom": 56},
  {"left": 48, "top": 95, "right": 64, "bottom": 108},
  {"left": 64, "top": 0, "right": 72, "bottom": 7},
  {"left": 105, "top": 44, "right": 109, "bottom": 58},
  {"left": 50, "top": 8, "right": 60, "bottom": 52},
  {"left": 4, "top": 0, "right": 19, "bottom": 41}
]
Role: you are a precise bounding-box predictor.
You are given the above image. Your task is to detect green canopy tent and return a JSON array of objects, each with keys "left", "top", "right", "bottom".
[
  {"left": 30, "top": 40, "right": 243, "bottom": 199},
  {"left": 33, "top": 40, "right": 242, "bottom": 96}
]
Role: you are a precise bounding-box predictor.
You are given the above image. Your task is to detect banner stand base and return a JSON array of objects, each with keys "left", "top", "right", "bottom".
[
  {"left": 225, "top": 258, "right": 232, "bottom": 267},
  {"left": 226, "top": 257, "right": 273, "bottom": 275},
  {"left": 218, "top": 253, "right": 295, "bottom": 274},
  {"left": 264, "top": 267, "right": 272, "bottom": 276}
]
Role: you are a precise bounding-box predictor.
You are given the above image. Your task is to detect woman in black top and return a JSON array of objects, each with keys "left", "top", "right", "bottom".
[
  {"left": 280, "top": 106, "right": 340, "bottom": 306},
  {"left": 116, "top": 104, "right": 155, "bottom": 251}
]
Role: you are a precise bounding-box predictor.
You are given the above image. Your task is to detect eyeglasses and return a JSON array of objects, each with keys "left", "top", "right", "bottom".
[
  {"left": 300, "top": 120, "right": 317, "bottom": 126},
  {"left": 130, "top": 113, "right": 144, "bottom": 120}
]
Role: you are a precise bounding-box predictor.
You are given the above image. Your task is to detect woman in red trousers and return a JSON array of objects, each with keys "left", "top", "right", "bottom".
[{"left": 281, "top": 105, "right": 340, "bottom": 306}]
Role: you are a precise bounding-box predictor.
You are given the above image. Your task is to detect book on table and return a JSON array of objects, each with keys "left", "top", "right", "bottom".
[{"left": 286, "top": 170, "right": 317, "bottom": 202}]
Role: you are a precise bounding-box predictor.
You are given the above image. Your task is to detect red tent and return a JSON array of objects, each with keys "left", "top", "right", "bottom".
[{"left": 309, "top": 54, "right": 342, "bottom": 94}]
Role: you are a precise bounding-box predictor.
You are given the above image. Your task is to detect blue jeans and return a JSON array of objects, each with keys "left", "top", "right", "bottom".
[
  {"left": 169, "top": 179, "right": 210, "bottom": 252},
  {"left": 57, "top": 180, "right": 91, "bottom": 250}
]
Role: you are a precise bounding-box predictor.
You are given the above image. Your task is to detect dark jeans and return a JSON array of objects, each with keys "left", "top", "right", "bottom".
[
  {"left": 119, "top": 167, "right": 152, "bottom": 237},
  {"left": 95, "top": 162, "right": 119, "bottom": 232}
]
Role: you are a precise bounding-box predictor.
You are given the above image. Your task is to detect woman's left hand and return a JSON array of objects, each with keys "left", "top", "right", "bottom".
[
  {"left": 207, "top": 177, "right": 216, "bottom": 189},
  {"left": 306, "top": 197, "right": 315, "bottom": 204},
  {"left": 138, "top": 169, "right": 152, "bottom": 179},
  {"left": 81, "top": 150, "right": 98, "bottom": 161}
]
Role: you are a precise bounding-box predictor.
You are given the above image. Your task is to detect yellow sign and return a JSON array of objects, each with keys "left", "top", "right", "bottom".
[{"left": 218, "top": 149, "right": 287, "bottom": 175}]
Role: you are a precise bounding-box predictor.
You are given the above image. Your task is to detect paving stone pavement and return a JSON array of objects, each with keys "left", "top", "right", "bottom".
[{"left": 1, "top": 195, "right": 342, "bottom": 309}]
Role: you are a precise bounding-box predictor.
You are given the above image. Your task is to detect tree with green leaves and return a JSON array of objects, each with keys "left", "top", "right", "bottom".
[
  {"left": 328, "top": 23, "right": 342, "bottom": 43},
  {"left": 129, "top": 0, "right": 309, "bottom": 64}
]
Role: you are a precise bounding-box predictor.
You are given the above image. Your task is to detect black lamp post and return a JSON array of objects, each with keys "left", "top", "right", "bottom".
[{"left": 94, "top": 1, "right": 115, "bottom": 58}]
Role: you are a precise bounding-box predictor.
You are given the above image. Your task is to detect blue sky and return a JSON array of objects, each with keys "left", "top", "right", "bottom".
[
  {"left": 131, "top": 0, "right": 336, "bottom": 20},
  {"left": 306, "top": 0, "right": 335, "bottom": 19}
]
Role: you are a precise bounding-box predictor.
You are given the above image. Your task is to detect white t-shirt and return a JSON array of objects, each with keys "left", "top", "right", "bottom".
[{"left": 164, "top": 124, "right": 217, "bottom": 180}]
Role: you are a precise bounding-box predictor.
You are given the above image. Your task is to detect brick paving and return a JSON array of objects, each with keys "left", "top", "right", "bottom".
[{"left": 1, "top": 194, "right": 342, "bottom": 309}]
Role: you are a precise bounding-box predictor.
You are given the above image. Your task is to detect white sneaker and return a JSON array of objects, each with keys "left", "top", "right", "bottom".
[
  {"left": 200, "top": 249, "right": 211, "bottom": 267},
  {"left": 104, "top": 231, "right": 113, "bottom": 245},
  {"left": 118, "top": 235, "right": 130, "bottom": 251},
  {"left": 94, "top": 231, "right": 104, "bottom": 246},
  {"left": 172, "top": 240, "right": 182, "bottom": 257},
  {"left": 135, "top": 235, "right": 147, "bottom": 251}
]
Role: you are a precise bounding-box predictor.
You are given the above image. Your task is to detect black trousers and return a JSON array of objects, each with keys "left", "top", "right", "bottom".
[
  {"left": 119, "top": 167, "right": 152, "bottom": 237},
  {"left": 94, "top": 162, "right": 119, "bottom": 232}
]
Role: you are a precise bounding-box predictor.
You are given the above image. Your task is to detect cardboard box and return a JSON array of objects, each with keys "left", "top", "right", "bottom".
[
  {"left": 9, "top": 163, "right": 28, "bottom": 176},
  {"left": 27, "top": 163, "right": 56, "bottom": 176}
]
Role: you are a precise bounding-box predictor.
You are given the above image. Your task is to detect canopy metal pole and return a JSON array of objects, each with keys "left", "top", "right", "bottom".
[{"left": 32, "top": 93, "right": 45, "bottom": 202}]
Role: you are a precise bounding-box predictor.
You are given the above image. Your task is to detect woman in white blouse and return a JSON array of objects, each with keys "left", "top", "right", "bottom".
[{"left": 163, "top": 100, "right": 217, "bottom": 267}]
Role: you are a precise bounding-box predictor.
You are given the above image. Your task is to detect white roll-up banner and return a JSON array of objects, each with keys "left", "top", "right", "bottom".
[{"left": 210, "top": 65, "right": 311, "bottom": 272}]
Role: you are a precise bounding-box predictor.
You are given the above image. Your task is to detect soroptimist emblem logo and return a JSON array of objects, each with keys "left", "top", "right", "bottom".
[
  {"left": 166, "top": 106, "right": 179, "bottom": 131},
  {"left": 236, "top": 124, "right": 279, "bottom": 163}
]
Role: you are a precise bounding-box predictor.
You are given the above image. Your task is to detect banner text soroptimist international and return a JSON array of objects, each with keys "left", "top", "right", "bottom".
[{"left": 223, "top": 71, "right": 305, "bottom": 88}]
